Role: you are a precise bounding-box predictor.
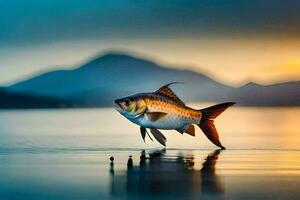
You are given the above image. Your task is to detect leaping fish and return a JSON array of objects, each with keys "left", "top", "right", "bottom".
[{"left": 114, "top": 83, "right": 235, "bottom": 149}]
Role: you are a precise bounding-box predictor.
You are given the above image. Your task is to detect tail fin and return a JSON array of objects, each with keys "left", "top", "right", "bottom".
[{"left": 198, "top": 102, "right": 235, "bottom": 149}]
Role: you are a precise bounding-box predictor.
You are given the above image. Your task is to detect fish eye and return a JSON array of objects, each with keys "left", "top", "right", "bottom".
[{"left": 124, "top": 99, "right": 131, "bottom": 106}]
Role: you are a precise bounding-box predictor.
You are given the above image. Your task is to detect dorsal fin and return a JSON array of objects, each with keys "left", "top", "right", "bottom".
[{"left": 155, "top": 82, "right": 185, "bottom": 105}]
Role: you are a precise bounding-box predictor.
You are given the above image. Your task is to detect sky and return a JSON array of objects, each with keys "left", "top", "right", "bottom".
[{"left": 0, "top": 0, "right": 300, "bottom": 86}]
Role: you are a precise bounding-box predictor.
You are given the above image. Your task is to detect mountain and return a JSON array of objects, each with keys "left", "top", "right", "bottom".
[
  {"left": 4, "top": 52, "right": 300, "bottom": 108},
  {"left": 233, "top": 81, "right": 300, "bottom": 106},
  {"left": 0, "top": 88, "right": 72, "bottom": 109}
]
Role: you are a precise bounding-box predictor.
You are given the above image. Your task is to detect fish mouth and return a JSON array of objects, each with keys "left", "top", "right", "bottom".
[{"left": 114, "top": 100, "right": 124, "bottom": 113}]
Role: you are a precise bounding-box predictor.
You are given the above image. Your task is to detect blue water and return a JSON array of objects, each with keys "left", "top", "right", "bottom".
[{"left": 0, "top": 107, "right": 300, "bottom": 199}]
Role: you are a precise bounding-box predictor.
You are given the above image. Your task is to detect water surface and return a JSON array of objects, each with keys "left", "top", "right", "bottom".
[{"left": 0, "top": 106, "right": 299, "bottom": 199}]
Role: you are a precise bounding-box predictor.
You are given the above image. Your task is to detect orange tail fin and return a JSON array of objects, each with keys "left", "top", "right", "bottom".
[{"left": 198, "top": 102, "right": 235, "bottom": 149}]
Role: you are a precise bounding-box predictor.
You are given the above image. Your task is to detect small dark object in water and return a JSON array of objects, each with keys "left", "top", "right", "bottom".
[
  {"left": 127, "top": 155, "right": 133, "bottom": 169},
  {"left": 109, "top": 156, "right": 115, "bottom": 175},
  {"left": 140, "top": 150, "right": 146, "bottom": 166},
  {"left": 110, "top": 156, "right": 114, "bottom": 162}
]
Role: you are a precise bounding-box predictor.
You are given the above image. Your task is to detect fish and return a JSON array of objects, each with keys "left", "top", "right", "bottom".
[{"left": 114, "top": 83, "right": 235, "bottom": 149}]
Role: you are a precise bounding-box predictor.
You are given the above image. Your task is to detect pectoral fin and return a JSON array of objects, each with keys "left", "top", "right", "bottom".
[
  {"left": 140, "top": 127, "right": 146, "bottom": 142},
  {"left": 176, "top": 124, "right": 195, "bottom": 136},
  {"left": 150, "top": 129, "right": 167, "bottom": 146},
  {"left": 146, "top": 112, "right": 167, "bottom": 121},
  {"left": 140, "top": 127, "right": 153, "bottom": 142}
]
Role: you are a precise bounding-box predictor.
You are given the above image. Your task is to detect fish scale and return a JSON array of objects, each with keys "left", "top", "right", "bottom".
[{"left": 141, "top": 94, "right": 201, "bottom": 129}]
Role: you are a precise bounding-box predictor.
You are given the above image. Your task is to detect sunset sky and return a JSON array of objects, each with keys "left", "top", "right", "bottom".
[{"left": 0, "top": 0, "right": 299, "bottom": 86}]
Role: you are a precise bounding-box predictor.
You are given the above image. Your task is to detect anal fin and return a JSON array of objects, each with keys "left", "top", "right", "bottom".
[
  {"left": 185, "top": 124, "right": 195, "bottom": 136},
  {"left": 176, "top": 124, "right": 195, "bottom": 137}
]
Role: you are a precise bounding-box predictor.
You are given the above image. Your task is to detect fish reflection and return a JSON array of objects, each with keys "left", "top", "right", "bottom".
[
  {"left": 201, "top": 150, "right": 224, "bottom": 193},
  {"left": 109, "top": 150, "right": 225, "bottom": 197}
]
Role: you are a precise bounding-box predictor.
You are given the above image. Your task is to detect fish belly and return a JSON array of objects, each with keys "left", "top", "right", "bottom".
[{"left": 137, "top": 115, "right": 189, "bottom": 130}]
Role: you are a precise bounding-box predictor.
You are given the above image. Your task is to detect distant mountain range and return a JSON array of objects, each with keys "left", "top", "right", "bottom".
[
  {"left": 0, "top": 88, "right": 72, "bottom": 109},
  {"left": 1, "top": 52, "right": 300, "bottom": 109}
]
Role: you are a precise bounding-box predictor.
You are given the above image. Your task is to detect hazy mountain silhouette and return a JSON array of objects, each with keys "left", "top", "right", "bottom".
[
  {"left": 3, "top": 52, "right": 300, "bottom": 108},
  {"left": 0, "top": 88, "right": 72, "bottom": 109},
  {"left": 233, "top": 81, "right": 300, "bottom": 106}
]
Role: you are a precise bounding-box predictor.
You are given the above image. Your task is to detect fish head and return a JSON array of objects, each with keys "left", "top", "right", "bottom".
[{"left": 114, "top": 95, "right": 147, "bottom": 118}]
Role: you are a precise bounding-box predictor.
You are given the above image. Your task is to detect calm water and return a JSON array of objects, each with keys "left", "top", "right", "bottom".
[{"left": 0, "top": 106, "right": 300, "bottom": 199}]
